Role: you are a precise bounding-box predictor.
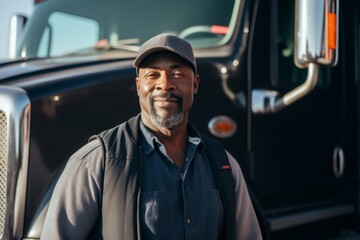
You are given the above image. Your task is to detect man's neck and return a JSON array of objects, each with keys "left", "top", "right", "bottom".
[{"left": 143, "top": 118, "right": 188, "bottom": 168}]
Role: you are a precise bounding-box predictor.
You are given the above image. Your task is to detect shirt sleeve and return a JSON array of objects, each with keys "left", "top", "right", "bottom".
[
  {"left": 227, "top": 151, "right": 263, "bottom": 240},
  {"left": 40, "top": 140, "right": 104, "bottom": 240}
]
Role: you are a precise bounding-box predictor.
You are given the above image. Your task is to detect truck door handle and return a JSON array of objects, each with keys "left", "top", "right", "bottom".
[{"left": 333, "top": 146, "right": 344, "bottom": 178}]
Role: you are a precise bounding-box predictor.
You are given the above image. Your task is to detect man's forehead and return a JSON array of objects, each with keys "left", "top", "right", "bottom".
[{"left": 139, "top": 52, "right": 193, "bottom": 70}]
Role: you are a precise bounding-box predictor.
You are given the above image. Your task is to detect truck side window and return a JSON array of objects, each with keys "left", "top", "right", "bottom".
[{"left": 38, "top": 12, "right": 99, "bottom": 57}]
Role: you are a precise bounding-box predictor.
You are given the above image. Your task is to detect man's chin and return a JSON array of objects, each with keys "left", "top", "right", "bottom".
[
  {"left": 150, "top": 111, "right": 184, "bottom": 129},
  {"left": 154, "top": 108, "right": 177, "bottom": 118}
]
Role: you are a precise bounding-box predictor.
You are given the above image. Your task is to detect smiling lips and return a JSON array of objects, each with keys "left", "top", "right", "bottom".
[{"left": 154, "top": 97, "right": 178, "bottom": 108}]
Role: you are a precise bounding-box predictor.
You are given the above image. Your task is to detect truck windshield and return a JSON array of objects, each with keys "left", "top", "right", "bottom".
[{"left": 17, "top": 0, "right": 240, "bottom": 58}]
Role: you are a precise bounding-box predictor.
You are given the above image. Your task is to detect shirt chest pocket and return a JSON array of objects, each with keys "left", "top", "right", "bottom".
[{"left": 140, "top": 191, "right": 169, "bottom": 240}]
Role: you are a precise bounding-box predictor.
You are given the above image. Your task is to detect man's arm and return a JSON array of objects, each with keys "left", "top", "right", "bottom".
[
  {"left": 41, "top": 140, "right": 104, "bottom": 240},
  {"left": 227, "top": 152, "right": 263, "bottom": 240}
]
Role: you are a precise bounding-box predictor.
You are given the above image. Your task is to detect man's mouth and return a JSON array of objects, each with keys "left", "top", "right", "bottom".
[
  {"left": 154, "top": 97, "right": 178, "bottom": 107},
  {"left": 152, "top": 93, "right": 181, "bottom": 109}
]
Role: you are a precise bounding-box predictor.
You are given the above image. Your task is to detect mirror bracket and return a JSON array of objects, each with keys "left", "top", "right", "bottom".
[
  {"left": 252, "top": 0, "right": 338, "bottom": 114},
  {"left": 252, "top": 63, "right": 319, "bottom": 114}
]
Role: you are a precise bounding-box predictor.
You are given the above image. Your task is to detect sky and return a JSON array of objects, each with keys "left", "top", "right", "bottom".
[{"left": 0, "top": 0, "right": 34, "bottom": 59}]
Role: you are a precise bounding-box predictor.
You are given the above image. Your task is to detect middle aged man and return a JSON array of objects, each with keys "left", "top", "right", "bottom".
[{"left": 41, "top": 33, "right": 263, "bottom": 240}]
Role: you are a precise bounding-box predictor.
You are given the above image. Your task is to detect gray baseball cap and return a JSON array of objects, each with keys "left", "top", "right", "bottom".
[{"left": 133, "top": 34, "right": 197, "bottom": 75}]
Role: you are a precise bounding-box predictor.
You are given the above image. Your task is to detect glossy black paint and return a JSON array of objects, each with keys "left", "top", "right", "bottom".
[
  {"left": 7, "top": 55, "right": 245, "bottom": 233},
  {"left": 0, "top": 0, "right": 359, "bottom": 238}
]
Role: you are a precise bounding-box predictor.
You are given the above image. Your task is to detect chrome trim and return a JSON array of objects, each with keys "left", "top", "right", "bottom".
[
  {"left": 0, "top": 86, "right": 31, "bottom": 240},
  {"left": 282, "top": 63, "right": 319, "bottom": 106},
  {"left": 9, "top": 14, "right": 28, "bottom": 59},
  {"left": 208, "top": 115, "right": 237, "bottom": 138},
  {"left": 269, "top": 204, "right": 354, "bottom": 231},
  {"left": 294, "top": 0, "right": 339, "bottom": 68},
  {"left": 251, "top": 63, "right": 318, "bottom": 114},
  {"left": 251, "top": 90, "right": 279, "bottom": 114},
  {"left": 333, "top": 146, "right": 345, "bottom": 178}
]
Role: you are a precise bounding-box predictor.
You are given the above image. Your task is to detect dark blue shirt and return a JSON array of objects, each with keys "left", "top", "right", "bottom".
[
  {"left": 139, "top": 122, "right": 225, "bottom": 240},
  {"left": 41, "top": 120, "right": 262, "bottom": 240}
]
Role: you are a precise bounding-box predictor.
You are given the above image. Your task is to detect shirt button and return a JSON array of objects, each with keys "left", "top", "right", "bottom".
[{"left": 186, "top": 218, "right": 191, "bottom": 224}]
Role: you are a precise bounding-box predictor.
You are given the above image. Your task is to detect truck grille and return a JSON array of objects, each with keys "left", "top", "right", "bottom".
[
  {"left": 0, "top": 87, "right": 30, "bottom": 239},
  {"left": 0, "top": 110, "right": 7, "bottom": 237}
]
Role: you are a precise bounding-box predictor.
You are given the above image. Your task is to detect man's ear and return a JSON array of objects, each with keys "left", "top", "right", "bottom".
[
  {"left": 135, "top": 77, "right": 140, "bottom": 95},
  {"left": 193, "top": 75, "right": 200, "bottom": 94}
]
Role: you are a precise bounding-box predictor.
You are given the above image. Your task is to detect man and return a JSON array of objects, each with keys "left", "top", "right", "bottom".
[{"left": 41, "top": 33, "right": 262, "bottom": 239}]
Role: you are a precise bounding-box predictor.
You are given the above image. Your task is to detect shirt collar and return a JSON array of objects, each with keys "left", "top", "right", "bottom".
[{"left": 139, "top": 120, "right": 204, "bottom": 155}]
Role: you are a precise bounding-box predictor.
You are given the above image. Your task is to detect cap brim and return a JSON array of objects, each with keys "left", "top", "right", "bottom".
[{"left": 133, "top": 47, "right": 197, "bottom": 75}]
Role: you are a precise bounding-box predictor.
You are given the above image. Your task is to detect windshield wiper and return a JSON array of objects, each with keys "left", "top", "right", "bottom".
[
  {"left": 63, "top": 38, "right": 140, "bottom": 56},
  {"left": 94, "top": 38, "right": 140, "bottom": 52}
]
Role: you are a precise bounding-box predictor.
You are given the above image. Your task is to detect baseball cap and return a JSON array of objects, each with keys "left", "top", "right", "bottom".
[{"left": 133, "top": 34, "right": 197, "bottom": 75}]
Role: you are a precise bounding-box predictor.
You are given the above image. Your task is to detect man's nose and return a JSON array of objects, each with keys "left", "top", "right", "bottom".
[{"left": 156, "top": 74, "right": 175, "bottom": 91}]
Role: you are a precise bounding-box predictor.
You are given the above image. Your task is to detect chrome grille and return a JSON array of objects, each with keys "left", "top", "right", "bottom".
[
  {"left": 0, "top": 87, "right": 30, "bottom": 239},
  {"left": 0, "top": 110, "right": 7, "bottom": 237}
]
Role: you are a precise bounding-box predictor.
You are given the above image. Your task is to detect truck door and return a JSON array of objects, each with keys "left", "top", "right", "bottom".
[{"left": 249, "top": 0, "right": 357, "bottom": 237}]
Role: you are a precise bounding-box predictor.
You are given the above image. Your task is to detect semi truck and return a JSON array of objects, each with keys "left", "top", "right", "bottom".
[{"left": 0, "top": 0, "right": 359, "bottom": 239}]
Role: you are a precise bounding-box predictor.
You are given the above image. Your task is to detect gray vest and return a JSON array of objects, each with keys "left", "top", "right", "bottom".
[{"left": 90, "top": 114, "right": 235, "bottom": 240}]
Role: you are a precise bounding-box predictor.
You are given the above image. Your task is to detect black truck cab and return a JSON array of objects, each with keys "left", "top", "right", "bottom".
[{"left": 1, "top": 0, "right": 360, "bottom": 239}]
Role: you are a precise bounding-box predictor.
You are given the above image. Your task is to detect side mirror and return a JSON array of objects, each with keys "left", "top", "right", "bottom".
[
  {"left": 252, "top": 0, "right": 339, "bottom": 114},
  {"left": 295, "top": 0, "right": 338, "bottom": 68},
  {"left": 9, "top": 14, "right": 28, "bottom": 59}
]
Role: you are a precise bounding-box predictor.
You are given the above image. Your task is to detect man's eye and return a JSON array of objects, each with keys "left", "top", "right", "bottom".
[
  {"left": 145, "top": 72, "right": 159, "bottom": 78},
  {"left": 172, "top": 72, "right": 184, "bottom": 78}
]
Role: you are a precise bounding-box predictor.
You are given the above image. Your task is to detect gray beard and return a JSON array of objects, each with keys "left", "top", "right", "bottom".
[
  {"left": 150, "top": 107, "right": 184, "bottom": 129},
  {"left": 149, "top": 92, "right": 184, "bottom": 129}
]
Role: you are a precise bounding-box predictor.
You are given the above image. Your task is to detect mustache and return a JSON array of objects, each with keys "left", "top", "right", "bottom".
[{"left": 151, "top": 92, "right": 183, "bottom": 102}]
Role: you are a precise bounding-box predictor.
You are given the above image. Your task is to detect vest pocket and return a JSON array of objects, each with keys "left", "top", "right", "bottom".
[{"left": 141, "top": 191, "right": 169, "bottom": 240}]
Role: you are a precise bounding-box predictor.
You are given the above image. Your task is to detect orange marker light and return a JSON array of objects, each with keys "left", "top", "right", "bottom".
[
  {"left": 208, "top": 116, "right": 237, "bottom": 138},
  {"left": 214, "top": 122, "right": 233, "bottom": 132},
  {"left": 328, "top": 13, "right": 336, "bottom": 50}
]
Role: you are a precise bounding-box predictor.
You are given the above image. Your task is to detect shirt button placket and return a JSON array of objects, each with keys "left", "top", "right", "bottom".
[{"left": 183, "top": 175, "right": 195, "bottom": 239}]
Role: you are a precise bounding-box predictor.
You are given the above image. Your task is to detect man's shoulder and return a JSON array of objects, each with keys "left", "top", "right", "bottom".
[
  {"left": 71, "top": 139, "right": 103, "bottom": 162},
  {"left": 97, "top": 115, "right": 140, "bottom": 143},
  {"left": 69, "top": 115, "right": 139, "bottom": 161}
]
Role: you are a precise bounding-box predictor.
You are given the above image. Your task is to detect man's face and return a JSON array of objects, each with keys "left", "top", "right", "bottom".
[{"left": 136, "top": 52, "right": 199, "bottom": 129}]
